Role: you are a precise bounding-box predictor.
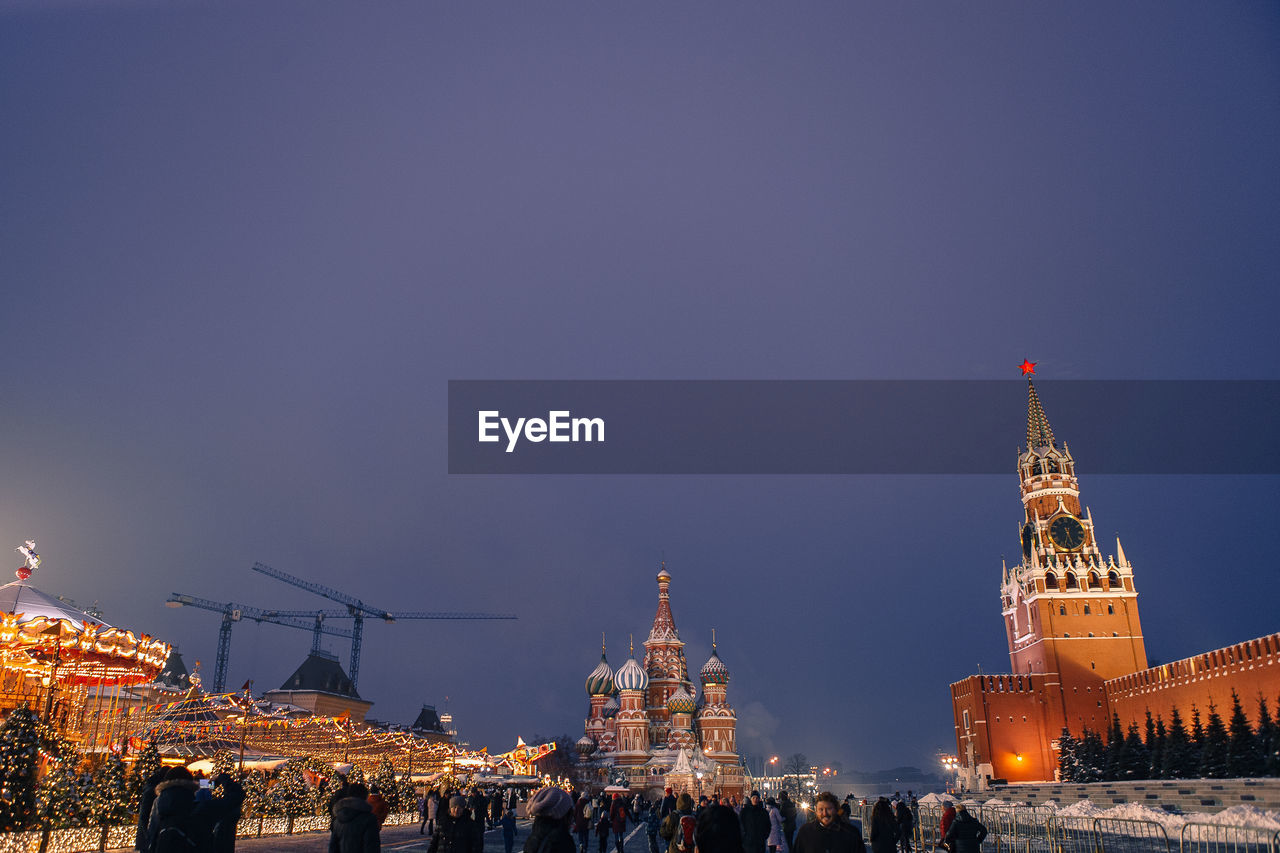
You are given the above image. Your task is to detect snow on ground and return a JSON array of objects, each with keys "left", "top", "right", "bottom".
[{"left": 910, "top": 794, "right": 1280, "bottom": 830}]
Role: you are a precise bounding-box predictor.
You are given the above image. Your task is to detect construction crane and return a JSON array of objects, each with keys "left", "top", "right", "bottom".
[
  {"left": 165, "top": 593, "right": 355, "bottom": 693},
  {"left": 250, "top": 561, "right": 517, "bottom": 690}
]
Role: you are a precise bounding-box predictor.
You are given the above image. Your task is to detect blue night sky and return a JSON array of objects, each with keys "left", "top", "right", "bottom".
[{"left": 2, "top": 2, "right": 1278, "bottom": 774}]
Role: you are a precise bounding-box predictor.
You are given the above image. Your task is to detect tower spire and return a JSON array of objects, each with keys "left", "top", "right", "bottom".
[{"left": 1026, "top": 379, "right": 1056, "bottom": 450}]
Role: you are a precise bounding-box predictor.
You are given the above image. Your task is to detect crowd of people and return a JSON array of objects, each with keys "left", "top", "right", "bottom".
[{"left": 134, "top": 770, "right": 987, "bottom": 853}]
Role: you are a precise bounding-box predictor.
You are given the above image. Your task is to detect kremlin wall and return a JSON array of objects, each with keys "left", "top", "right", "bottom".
[{"left": 950, "top": 379, "right": 1280, "bottom": 789}]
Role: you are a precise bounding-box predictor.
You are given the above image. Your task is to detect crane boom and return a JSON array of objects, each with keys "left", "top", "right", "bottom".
[
  {"left": 165, "top": 593, "right": 354, "bottom": 692},
  {"left": 249, "top": 561, "right": 518, "bottom": 689}
]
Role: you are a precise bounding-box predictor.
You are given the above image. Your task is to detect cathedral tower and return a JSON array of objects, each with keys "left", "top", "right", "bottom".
[
  {"left": 695, "top": 638, "right": 737, "bottom": 764},
  {"left": 1002, "top": 379, "right": 1147, "bottom": 700},
  {"left": 614, "top": 641, "right": 651, "bottom": 766},
  {"left": 643, "top": 564, "right": 689, "bottom": 749}
]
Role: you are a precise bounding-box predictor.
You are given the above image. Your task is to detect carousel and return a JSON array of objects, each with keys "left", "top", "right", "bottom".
[{"left": 0, "top": 541, "right": 170, "bottom": 748}]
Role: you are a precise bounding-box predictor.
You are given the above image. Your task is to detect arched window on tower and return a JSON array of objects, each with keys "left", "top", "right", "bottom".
[
  {"left": 1107, "top": 570, "right": 1120, "bottom": 587},
  {"left": 1044, "top": 571, "right": 1058, "bottom": 590},
  {"left": 1065, "top": 571, "right": 1078, "bottom": 589},
  {"left": 1059, "top": 605, "right": 1066, "bottom": 616},
  {"left": 1045, "top": 457, "right": 1059, "bottom": 474},
  {"left": 1087, "top": 572, "right": 1101, "bottom": 589}
]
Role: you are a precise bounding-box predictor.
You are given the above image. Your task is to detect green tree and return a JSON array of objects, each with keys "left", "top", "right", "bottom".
[
  {"left": 1148, "top": 715, "right": 1167, "bottom": 780},
  {"left": 1257, "top": 696, "right": 1279, "bottom": 777},
  {"left": 0, "top": 704, "right": 42, "bottom": 830},
  {"left": 1103, "top": 712, "right": 1125, "bottom": 781},
  {"left": 1057, "top": 728, "right": 1078, "bottom": 782},
  {"left": 1226, "top": 690, "right": 1264, "bottom": 777},
  {"left": 129, "top": 740, "right": 162, "bottom": 812},
  {"left": 372, "top": 757, "right": 399, "bottom": 811},
  {"left": 1199, "top": 702, "right": 1230, "bottom": 778},
  {"left": 264, "top": 762, "right": 313, "bottom": 817},
  {"left": 1077, "top": 727, "right": 1105, "bottom": 782},
  {"left": 87, "top": 755, "right": 132, "bottom": 827},
  {"left": 37, "top": 765, "right": 86, "bottom": 829},
  {"left": 1121, "top": 721, "right": 1149, "bottom": 780},
  {"left": 1162, "top": 707, "right": 1194, "bottom": 778}
]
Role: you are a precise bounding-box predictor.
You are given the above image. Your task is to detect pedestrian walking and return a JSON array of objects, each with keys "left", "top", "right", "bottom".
[
  {"left": 894, "top": 800, "right": 913, "bottom": 853},
  {"left": 740, "top": 791, "right": 770, "bottom": 853},
  {"left": 937, "top": 802, "right": 956, "bottom": 852},
  {"left": 210, "top": 773, "right": 245, "bottom": 853},
  {"left": 595, "top": 804, "right": 612, "bottom": 853},
  {"left": 501, "top": 807, "right": 518, "bottom": 853},
  {"left": 329, "top": 782, "right": 381, "bottom": 853},
  {"left": 941, "top": 806, "right": 985, "bottom": 853},
  {"left": 660, "top": 788, "right": 677, "bottom": 818},
  {"left": 135, "top": 766, "right": 168, "bottom": 852},
  {"left": 660, "top": 793, "right": 695, "bottom": 853},
  {"left": 778, "top": 791, "right": 798, "bottom": 851},
  {"left": 694, "top": 805, "right": 743, "bottom": 853},
  {"left": 645, "top": 797, "right": 663, "bottom": 853},
  {"left": 574, "top": 794, "right": 593, "bottom": 853},
  {"left": 147, "top": 766, "right": 215, "bottom": 853},
  {"left": 368, "top": 785, "right": 390, "bottom": 826},
  {"left": 868, "top": 799, "right": 897, "bottom": 853},
  {"left": 430, "top": 796, "right": 483, "bottom": 853},
  {"left": 423, "top": 789, "right": 440, "bottom": 836},
  {"left": 610, "top": 793, "right": 630, "bottom": 853},
  {"left": 765, "top": 797, "right": 785, "bottom": 853}
]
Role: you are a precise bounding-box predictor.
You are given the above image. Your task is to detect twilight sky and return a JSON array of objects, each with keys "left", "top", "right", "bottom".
[{"left": 2, "top": 2, "right": 1278, "bottom": 775}]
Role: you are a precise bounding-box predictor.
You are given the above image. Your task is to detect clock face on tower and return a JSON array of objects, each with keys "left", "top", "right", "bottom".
[
  {"left": 1048, "top": 515, "right": 1086, "bottom": 551},
  {"left": 1021, "top": 524, "right": 1035, "bottom": 559}
]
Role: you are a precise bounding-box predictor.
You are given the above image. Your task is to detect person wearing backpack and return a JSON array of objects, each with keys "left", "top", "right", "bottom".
[
  {"left": 660, "top": 793, "right": 695, "bottom": 853},
  {"left": 146, "top": 766, "right": 214, "bottom": 853},
  {"left": 573, "top": 794, "right": 593, "bottom": 853},
  {"left": 330, "top": 782, "right": 382, "bottom": 853},
  {"left": 594, "top": 804, "right": 611, "bottom": 853},
  {"left": 645, "top": 797, "right": 663, "bottom": 853}
]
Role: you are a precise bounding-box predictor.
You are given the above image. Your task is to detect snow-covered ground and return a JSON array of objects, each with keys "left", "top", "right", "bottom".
[{"left": 908, "top": 793, "right": 1280, "bottom": 831}]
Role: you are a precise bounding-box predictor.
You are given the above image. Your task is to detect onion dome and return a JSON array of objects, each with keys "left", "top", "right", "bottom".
[
  {"left": 602, "top": 696, "right": 620, "bottom": 718},
  {"left": 666, "top": 684, "right": 697, "bottom": 715},
  {"left": 615, "top": 655, "right": 649, "bottom": 692},
  {"left": 575, "top": 735, "right": 598, "bottom": 756},
  {"left": 700, "top": 648, "right": 729, "bottom": 685},
  {"left": 586, "top": 652, "right": 615, "bottom": 697}
]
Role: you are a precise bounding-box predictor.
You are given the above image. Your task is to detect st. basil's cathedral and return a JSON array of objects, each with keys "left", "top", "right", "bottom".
[{"left": 575, "top": 566, "right": 744, "bottom": 797}]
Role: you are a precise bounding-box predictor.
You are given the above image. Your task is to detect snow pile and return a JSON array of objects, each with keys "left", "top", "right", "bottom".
[
  {"left": 1055, "top": 800, "right": 1103, "bottom": 817},
  {"left": 1094, "top": 802, "right": 1185, "bottom": 831},
  {"left": 984, "top": 798, "right": 1007, "bottom": 806},
  {"left": 918, "top": 793, "right": 949, "bottom": 805},
  {"left": 1192, "top": 805, "right": 1280, "bottom": 830}
]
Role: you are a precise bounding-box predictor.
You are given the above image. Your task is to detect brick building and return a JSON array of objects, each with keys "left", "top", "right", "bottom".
[{"left": 950, "top": 378, "right": 1280, "bottom": 789}]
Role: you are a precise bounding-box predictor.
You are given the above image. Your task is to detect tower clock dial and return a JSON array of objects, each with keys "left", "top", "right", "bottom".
[
  {"left": 1048, "top": 515, "right": 1086, "bottom": 551},
  {"left": 1021, "top": 523, "right": 1035, "bottom": 559}
]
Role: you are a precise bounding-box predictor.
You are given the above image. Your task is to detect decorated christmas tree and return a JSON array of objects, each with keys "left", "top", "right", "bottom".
[
  {"left": 372, "top": 757, "right": 399, "bottom": 810},
  {"left": 212, "top": 749, "right": 237, "bottom": 779},
  {"left": 0, "top": 704, "right": 42, "bottom": 831},
  {"left": 398, "top": 775, "right": 417, "bottom": 815},
  {"left": 129, "top": 740, "right": 162, "bottom": 811},
  {"left": 240, "top": 770, "right": 269, "bottom": 817},
  {"left": 87, "top": 755, "right": 132, "bottom": 827},
  {"left": 37, "top": 765, "right": 86, "bottom": 829},
  {"left": 264, "top": 760, "right": 318, "bottom": 817}
]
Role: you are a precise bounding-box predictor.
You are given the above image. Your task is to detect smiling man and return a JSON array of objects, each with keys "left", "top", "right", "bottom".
[{"left": 791, "top": 793, "right": 866, "bottom": 853}]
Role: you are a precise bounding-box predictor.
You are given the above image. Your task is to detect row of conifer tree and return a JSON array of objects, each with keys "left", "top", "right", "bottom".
[{"left": 1057, "top": 690, "right": 1280, "bottom": 782}]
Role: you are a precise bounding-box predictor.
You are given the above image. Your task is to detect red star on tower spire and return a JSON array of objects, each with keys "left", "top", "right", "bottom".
[{"left": 1019, "top": 359, "right": 1037, "bottom": 376}]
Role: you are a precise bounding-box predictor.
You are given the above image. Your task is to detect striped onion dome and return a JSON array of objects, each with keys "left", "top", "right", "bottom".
[
  {"left": 700, "top": 649, "right": 730, "bottom": 684},
  {"left": 615, "top": 655, "right": 649, "bottom": 691},
  {"left": 585, "top": 653, "right": 615, "bottom": 697},
  {"left": 666, "top": 684, "right": 697, "bottom": 715},
  {"left": 602, "top": 696, "right": 620, "bottom": 718},
  {"left": 575, "top": 736, "right": 598, "bottom": 756}
]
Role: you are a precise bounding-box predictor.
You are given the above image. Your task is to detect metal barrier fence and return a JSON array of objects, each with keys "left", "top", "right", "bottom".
[{"left": 839, "top": 804, "right": 1280, "bottom": 853}]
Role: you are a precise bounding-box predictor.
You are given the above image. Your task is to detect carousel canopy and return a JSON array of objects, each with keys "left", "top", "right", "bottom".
[
  {"left": 0, "top": 579, "right": 169, "bottom": 687},
  {"left": 0, "top": 580, "right": 107, "bottom": 628}
]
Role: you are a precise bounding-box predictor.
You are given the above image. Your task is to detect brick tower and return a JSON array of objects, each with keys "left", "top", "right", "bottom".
[{"left": 1002, "top": 378, "right": 1147, "bottom": 719}]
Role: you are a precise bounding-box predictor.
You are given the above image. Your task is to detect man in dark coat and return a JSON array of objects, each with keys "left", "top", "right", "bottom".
[
  {"left": 942, "top": 806, "right": 986, "bottom": 853},
  {"left": 431, "top": 795, "right": 485, "bottom": 853},
  {"left": 210, "top": 773, "right": 245, "bottom": 853},
  {"left": 147, "top": 766, "right": 214, "bottom": 853},
  {"left": 660, "top": 788, "right": 677, "bottom": 818},
  {"left": 135, "top": 767, "right": 168, "bottom": 852},
  {"left": 330, "top": 782, "right": 381, "bottom": 853},
  {"left": 894, "top": 800, "right": 913, "bottom": 853},
  {"left": 739, "top": 791, "right": 770, "bottom": 853},
  {"left": 791, "top": 793, "right": 865, "bottom": 853},
  {"left": 469, "top": 790, "right": 488, "bottom": 827},
  {"left": 491, "top": 790, "right": 504, "bottom": 828},
  {"left": 778, "top": 791, "right": 798, "bottom": 850}
]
